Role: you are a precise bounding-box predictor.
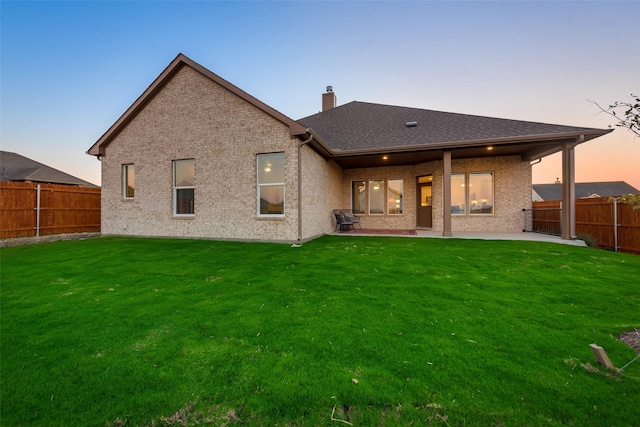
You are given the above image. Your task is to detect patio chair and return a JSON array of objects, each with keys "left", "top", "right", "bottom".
[
  {"left": 342, "top": 209, "right": 361, "bottom": 229},
  {"left": 333, "top": 209, "right": 354, "bottom": 231}
]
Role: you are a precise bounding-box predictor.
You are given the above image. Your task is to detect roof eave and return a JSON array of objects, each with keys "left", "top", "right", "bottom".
[
  {"left": 326, "top": 128, "right": 612, "bottom": 158},
  {"left": 303, "top": 128, "right": 335, "bottom": 158}
]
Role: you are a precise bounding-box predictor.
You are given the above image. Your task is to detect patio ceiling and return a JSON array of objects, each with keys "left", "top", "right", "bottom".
[{"left": 308, "top": 132, "right": 606, "bottom": 169}]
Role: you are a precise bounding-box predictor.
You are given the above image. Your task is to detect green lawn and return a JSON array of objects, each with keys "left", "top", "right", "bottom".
[{"left": 1, "top": 236, "right": 639, "bottom": 426}]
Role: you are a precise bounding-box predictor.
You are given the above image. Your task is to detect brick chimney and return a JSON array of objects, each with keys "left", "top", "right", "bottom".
[{"left": 322, "top": 86, "right": 336, "bottom": 111}]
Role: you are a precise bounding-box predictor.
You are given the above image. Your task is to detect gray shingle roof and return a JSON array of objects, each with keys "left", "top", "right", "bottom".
[
  {"left": 298, "top": 101, "right": 606, "bottom": 152},
  {"left": 533, "top": 182, "right": 639, "bottom": 201},
  {"left": 0, "top": 151, "right": 98, "bottom": 188}
]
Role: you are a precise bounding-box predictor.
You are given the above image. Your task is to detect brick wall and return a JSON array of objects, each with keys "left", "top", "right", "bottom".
[
  {"left": 448, "top": 156, "right": 532, "bottom": 232},
  {"left": 342, "top": 165, "right": 418, "bottom": 230},
  {"left": 101, "top": 66, "right": 307, "bottom": 242},
  {"left": 340, "top": 156, "right": 531, "bottom": 233},
  {"left": 300, "top": 146, "right": 343, "bottom": 239},
  {"left": 100, "top": 65, "right": 531, "bottom": 241}
]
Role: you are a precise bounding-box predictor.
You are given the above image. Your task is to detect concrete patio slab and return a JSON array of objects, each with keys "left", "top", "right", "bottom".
[
  {"left": 414, "top": 230, "right": 587, "bottom": 246},
  {"left": 332, "top": 229, "right": 587, "bottom": 247}
]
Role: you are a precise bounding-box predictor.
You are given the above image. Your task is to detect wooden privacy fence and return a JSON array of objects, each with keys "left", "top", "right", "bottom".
[
  {"left": 0, "top": 182, "right": 100, "bottom": 239},
  {"left": 526, "top": 197, "right": 640, "bottom": 254}
]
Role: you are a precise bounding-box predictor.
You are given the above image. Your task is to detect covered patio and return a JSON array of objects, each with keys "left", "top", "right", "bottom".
[{"left": 302, "top": 101, "right": 612, "bottom": 242}]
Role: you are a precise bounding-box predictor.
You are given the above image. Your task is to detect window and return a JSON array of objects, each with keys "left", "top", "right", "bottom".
[
  {"left": 173, "top": 159, "right": 195, "bottom": 216},
  {"left": 369, "top": 179, "right": 384, "bottom": 214},
  {"left": 450, "top": 172, "right": 494, "bottom": 215},
  {"left": 122, "top": 164, "right": 134, "bottom": 199},
  {"left": 257, "top": 153, "right": 285, "bottom": 216},
  {"left": 418, "top": 175, "right": 433, "bottom": 207},
  {"left": 451, "top": 173, "right": 466, "bottom": 215},
  {"left": 351, "top": 180, "right": 366, "bottom": 214},
  {"left": 387, "top": 179, "right": 403, "bottom": 214},
  {"left": 469, "top": 172, "right": 494, "bottom": 215}
]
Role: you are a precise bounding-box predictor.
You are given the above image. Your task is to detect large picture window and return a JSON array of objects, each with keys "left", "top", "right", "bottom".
[
  {"left": 450, "top": 172, "right": 494, "bottom": 215},
  {"left": 469, "top": 172, "right": 494, "bottom": 215},
  {"left": 122, "top": 164, "right": 134, "bottom": 199},
  {"left": 173, "top": 159, "right": 195, "bottom": 216},
  {"left": 351, "top": 180, "right": 366, "bottom": 214},
  {"left": 369, "top": 179, "right": 384, "bottom": 214},
  {"left": 257, "top": 153, "right": 285, "bottom": 216},
  {"left": 387, "top": 179, "right": 403, "bottom": 214}
]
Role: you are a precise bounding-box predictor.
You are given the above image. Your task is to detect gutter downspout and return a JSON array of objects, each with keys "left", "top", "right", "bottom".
[{"left": 297, "top": 133, "right": 314, "bottom": 241}]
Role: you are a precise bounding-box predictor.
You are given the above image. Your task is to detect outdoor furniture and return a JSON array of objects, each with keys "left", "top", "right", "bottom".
[
  {"left": 333, "top": 209, "right": 354, "bottom": 231},
  {"left": 342, "top": 209, "right": 361, "bottom": 229}
]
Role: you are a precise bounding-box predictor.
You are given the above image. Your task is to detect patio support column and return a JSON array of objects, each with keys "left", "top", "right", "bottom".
[
  {"left": 560, "top": 136, "right": 582, "bottom": 240},
  {"left": 443, "top": 151, "right": 452, "bottom": 237}
]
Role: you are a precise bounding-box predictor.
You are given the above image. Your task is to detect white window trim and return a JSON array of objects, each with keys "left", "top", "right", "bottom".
[
  {"left": 351, "top": 180, "right": 366, "bottom": 215},
  {"left": 369, "top": 178, "right": 385, "bottom": 215},
  {"left": 257, "top": 153, "right": 285, "bottom": 218},
  {"left": 451, "top": 172, "right": 467, "bottom": 216},
  {"left": 173, "top": 159, "right": 195, "bottom": 217},
  {"left": 387, "top": 178, "right": 404, "bottom": 215},
  {"left": 122, "top": 164, "right": 134, "bottom": 200},
  {"left": 468, "top": 171, "right": 494, "bottom": 216},
  {"left": 450, "top": 172, "right": 495, "bottom": 216}
]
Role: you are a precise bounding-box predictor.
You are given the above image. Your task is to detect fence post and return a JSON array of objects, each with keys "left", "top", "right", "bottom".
[
  {"left": 613, "top": 198, "right": 618, "bottom": 252},
  {"left": 35, "top": 184, "right": 41, "bottom": 237},
  {"left": 559, "top": 201, "right": 563, "bottom": 237}
]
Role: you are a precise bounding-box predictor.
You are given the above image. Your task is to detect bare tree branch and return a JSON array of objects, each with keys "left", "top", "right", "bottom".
[{"left": 590, "top": 93, "right": 640, "bottom": 137}]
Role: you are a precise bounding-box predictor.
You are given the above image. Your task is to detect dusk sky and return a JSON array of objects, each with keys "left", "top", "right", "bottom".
[{"left": 2, "top": 1, "right": 639, "bottom": 189}]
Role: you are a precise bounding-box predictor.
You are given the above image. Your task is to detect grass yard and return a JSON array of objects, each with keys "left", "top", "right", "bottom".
[{"left": 1, "top": 235, "right": 639, "bottom": 426}]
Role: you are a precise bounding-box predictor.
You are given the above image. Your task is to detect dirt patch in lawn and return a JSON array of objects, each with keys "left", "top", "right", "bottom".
[{"left": 619, "top": 329, "right": 640, "bottom": 354}]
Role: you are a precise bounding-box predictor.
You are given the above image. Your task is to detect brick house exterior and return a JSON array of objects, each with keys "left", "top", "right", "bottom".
[
  {"left": 88, "top": 54, "right": 611, "bottom": 242},
  {"left": 338, "top": 156, "right": 531, "bottom": 233}
]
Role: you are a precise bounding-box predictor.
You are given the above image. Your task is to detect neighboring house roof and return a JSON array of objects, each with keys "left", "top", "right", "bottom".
[
  {"left": 0, "top": 151, "right": 98, "bottom": 188},
  {"left": 533, "top": 182, "right": 640, "bottom": 201},
  {"left": 87, "top": 53, "right": 306, "bottom": 156},
  {"left": 298, "top": 101, "right": 612, "bottom": 168}
]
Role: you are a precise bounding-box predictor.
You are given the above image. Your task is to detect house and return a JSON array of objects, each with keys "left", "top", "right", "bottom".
[
  {"left": 1, "top": 151, "right": 98, "bottom": 188},
  {"left": 87, "top": 54, "right": 611, "bottom": 242},
  {"left": 532, "top": 181, "right": 639, "bottom": 201}
]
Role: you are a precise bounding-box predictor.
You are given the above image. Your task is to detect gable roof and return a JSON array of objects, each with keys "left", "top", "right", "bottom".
[
  {"left": 298, "top": 101, "right": 612, "bottom": 168},
  {"left": 533, "top": 181, "right": 640, "bottom": 201},
  {"left": 87, "top": 54, "right": 307, "bottom": 156},
  {"left": 87, "top": 54, "right": 613, "bottom": 168},
  {"left": 1, "top": 151, "right": 98, "bottom": 188}
]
